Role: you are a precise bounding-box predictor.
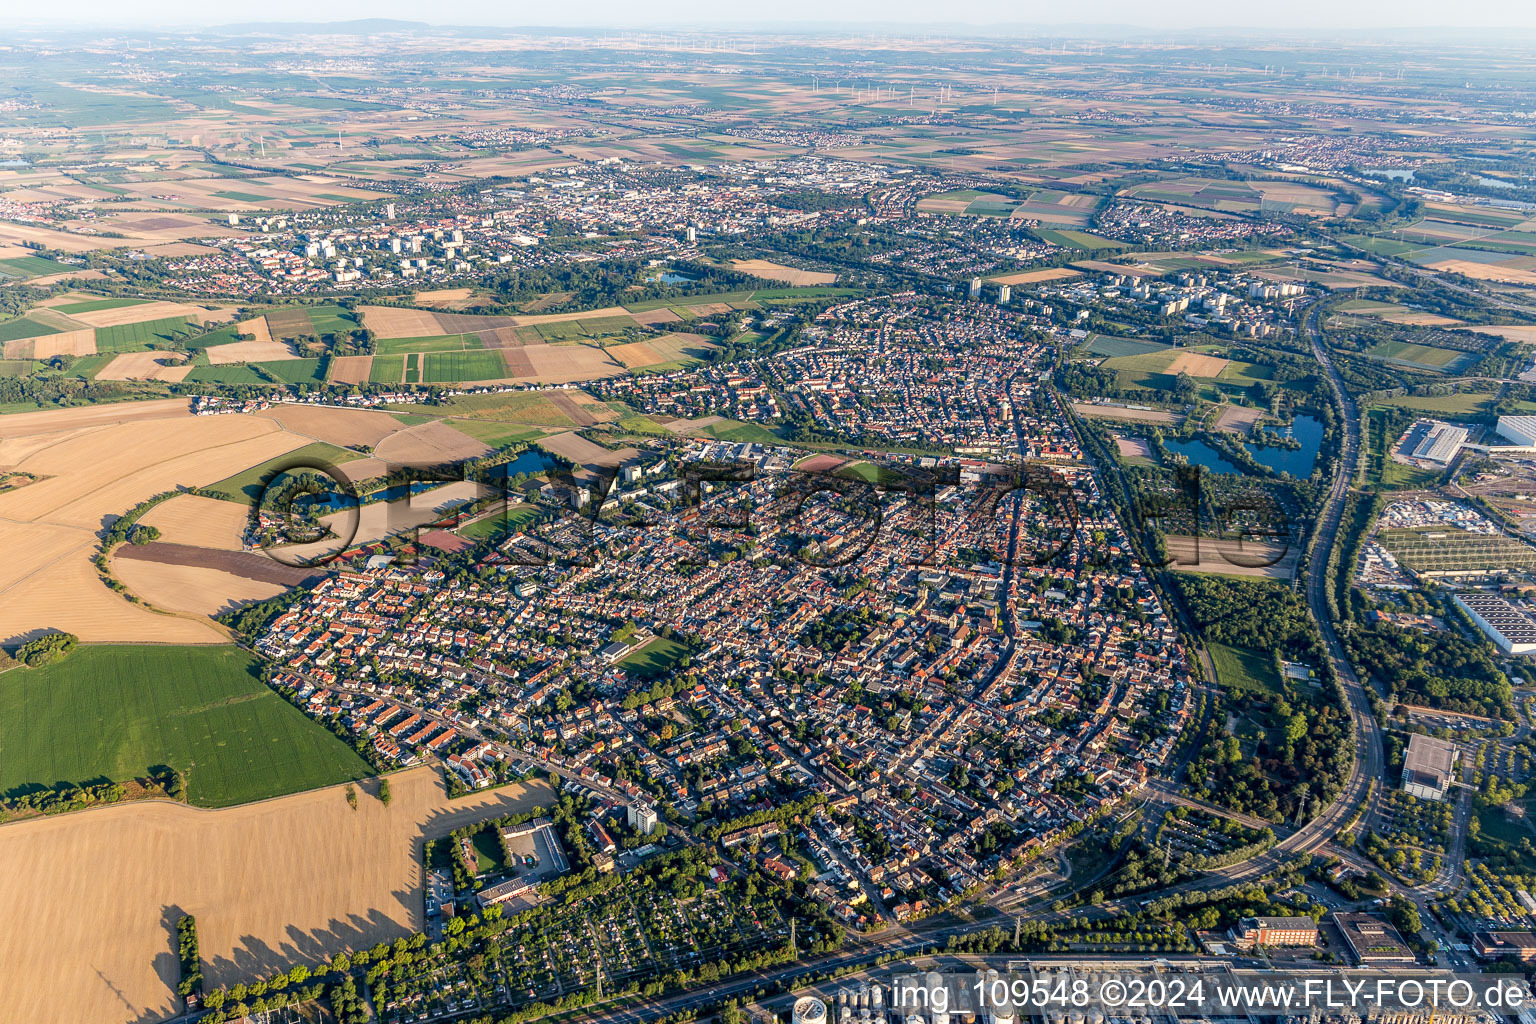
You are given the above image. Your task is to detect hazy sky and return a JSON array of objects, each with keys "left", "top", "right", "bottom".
[{"left": 17, "top": 0, "right": 1536, "bottom": 31}]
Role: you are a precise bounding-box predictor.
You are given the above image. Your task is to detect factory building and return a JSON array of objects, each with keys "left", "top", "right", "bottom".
[{"left": 1455, "top": 592, "right": 1536, "bottom": 655}]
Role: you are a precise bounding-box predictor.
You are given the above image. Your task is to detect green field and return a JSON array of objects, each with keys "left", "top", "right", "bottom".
[
  {"left": 420, "top": 350, "right": 508, "bottom": 383},
  {"left": 446, "top": 419, "right": 549, "bottom": 446},
  {"left": 0, "top": 359, "right": 38, "bottom": 376},
  {"left": 703, "top": 420, "right": 785, "bottom": 444},
  {"left": 1084, "top": 335, "right": 1167, "bottom": 358},
  {"left": 1208, "top": 642, "right": 1282, "bottom": 699},
  {"left": 257, "top": 358, "right": 328, "bottom": 384},
  {"left": 305, "top": 305, "right": 360, "bottom": 336},
  {"left": 457, "top": 503, "right": 537, "bottom": 541},
  {"left": 53, "top": 297, "right": 146, "bottom": 315},
  {"left": 0, "top": 256, "right": 72, "bottom": 279},
  {"left": 617, "top": 636, "right": 693, "bottom": 679},
  {"left": 210, "top": 441, "right": 365, "bottom": 501},
  {"left": 1365, "top": 340, "right": 1474, "bottom": 372},
  {"left": 469, "top": 827, "right": 508, "bottom": 874},
  {"left": 1372, "top": 392, "right": 1503, "bottom": 418},
  {"left": 623, "top": 286, "right": 859, "bottom": 313},
  {"left": 369, "top": 355, "right": 405, "bottom": 383},
  {"left": 95, "top": 316, "right": 196, "bottom": 353},
  {"left": 374, "top": 333, "right": 484, "bottom": 355},
  {"left": 1033, "top": 228, "right": 1129, "bottom": 249},
  {"left": 0, "top": 316, "right": 63, "bottom": 343},
  {"left": 0, "top": 645, "right": 372, "bottom": 807},
  {"left": 185, "top": 364, "right": 271, "bottom": 385}
]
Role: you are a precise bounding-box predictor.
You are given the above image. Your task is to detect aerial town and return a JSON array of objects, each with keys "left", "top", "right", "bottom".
[{"left": 2, "top": 15, "right": 1536, "bottom": 1024}]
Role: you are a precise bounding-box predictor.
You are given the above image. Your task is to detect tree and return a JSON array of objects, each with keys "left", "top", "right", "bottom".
[
  {"left": 378, "top": 778, "right": 391, "bottom": 807},
  {"left": 345, "top": 785, "right": 358, "bottom": 810}
]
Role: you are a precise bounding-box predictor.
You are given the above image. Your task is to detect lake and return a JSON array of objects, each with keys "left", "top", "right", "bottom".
[
  {"left": 1245, "top": 414, "right": 1323, "bottom": 477},
  {"left": 1165, "top": 414, "right": 1323, "bottom": 477},
  {"left": 1164, "top": 437, "right": 1245, "bottom": 474}
]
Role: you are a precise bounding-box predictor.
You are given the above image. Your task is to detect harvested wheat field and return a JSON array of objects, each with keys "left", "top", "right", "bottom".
[
  {"left": 989, "top": 267, "right": 1082, "bottom": 285},
  {"left": 137, "top": 493, "right": 250, "bottom": 551},
  {"left": 1458, "top": 324, "right": 1536, "bottom": 344},
  {"left": 0, "top": 397, "right": 189, "bottom": 437},
  {"left": 1167, "top": 351, "right": 1229, "bottom": 377},
  {"left": 0, "top": 769, "right": 556, "bottom": 1024},
  {"left": 96, "top": 351, "right": 194, "bottom": 382},
  {"left": 0, "top": 410, "right": 307, "bottom": 643},
  {"left": 510, "top": 305, "right": 633, "bottom": 327},
  {"left": 514, "top": 343, "right": 624, "bottom": 383},
  {"left": 1424, "top": 259, "right": 1536, "bottom": 286},
  {"left": 372, "top": 420, "right": 491, "bottom": 465},
  {"left": 112, "top": 557, "right": 287, "bottom": 616},
  {"left": 67, "top": 299, "right": 206, "bottom": 329},
  {"left": 539, "top": 430, "right": 638, "bottom": 467},
  {"left": 31, "top": 328, "right": 98, "bottom": 358},
  {"left": 731, "top": 258, "right": 837, "bottom": 286},
  {"left": 607, "top": 339, "right": 665, "bottom": 368},
  {"left": 255, "top": 403, "right": 402, "bottom": 449},
  {"left": 414, "top": 287, "right": 476, "bottom": 308},
  {"left": 359, "top": 305, "right": 446, "bottom": 339},
  {"left": 630, "top": 306, "right": 684, "bottom": 325},
  {"left": 205, "top": 338, "right": 299, "bottom": 363},
  {"left": 328, "top": 354, "right": 374, "bottom": 383}
]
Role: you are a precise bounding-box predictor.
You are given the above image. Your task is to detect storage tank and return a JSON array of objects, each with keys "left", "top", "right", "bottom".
[{"left": 794, "top": 997, "right": 829, "bottom": 1024}]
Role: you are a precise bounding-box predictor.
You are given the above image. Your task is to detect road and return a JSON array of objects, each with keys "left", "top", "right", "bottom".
[{"left": 1299, "top": 299, "right": 1384, "bottom": 848}]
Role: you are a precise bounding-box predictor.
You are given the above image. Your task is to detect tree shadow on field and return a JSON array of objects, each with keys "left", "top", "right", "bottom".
[{"left": 203, "top": 908, "right": 407, "bottom": 989}]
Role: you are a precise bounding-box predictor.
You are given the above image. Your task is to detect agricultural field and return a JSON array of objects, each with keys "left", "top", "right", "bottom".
[
  {"left": 1122, "top": 176, "right": 1340, "bottom": 216},
  {"left": 0, "top": 766, "right": 555, "bottom": 1024},
  {"left": 0, "top": 645, "right": 371, "bottom": 807},
  {"left": 0, "top": 406, "right": 308, "bottom": 645},
  {"left": 94, "top": 315, "right": 197, "bottom": 353}
]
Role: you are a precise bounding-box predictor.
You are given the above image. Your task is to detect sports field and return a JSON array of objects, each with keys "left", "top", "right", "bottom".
[
  {"left": 1364, "top": 339, "right": 1474, "bottom": 372},
  {"left": 0, "top": 645, "right": 372, "bottom": 807},
  {"left": 617, "top": 635, "right": 693, "bottom": 679}
]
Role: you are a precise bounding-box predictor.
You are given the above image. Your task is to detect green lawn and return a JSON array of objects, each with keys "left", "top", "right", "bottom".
[
  {"left": 0, "top": 645, "right": 372, "bottom": 807},
  {"left": 470, "top": 827, "right": 507, "bottom": 874},
  {"left": 617, "top": 636, "right": 693, "bottom": 679},
  {"left": 1208, "top": 642, "right": 1282, "bottom": 700}
]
